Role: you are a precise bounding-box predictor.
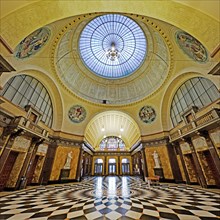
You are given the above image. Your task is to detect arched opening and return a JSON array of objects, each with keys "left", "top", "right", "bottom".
[
  {"left": 94, "top": 159, "right": 103, "bottom": 176},
  {"left": 108, "top": 158, "right": 117, "bottom": 175},
  {"left": 121, "top": 158, "right": 130, "bottom": 175}
]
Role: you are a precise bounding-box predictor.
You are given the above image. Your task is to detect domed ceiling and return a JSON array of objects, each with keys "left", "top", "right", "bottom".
[{"left": 54, "top": 13, "right": 171, "bottom": 105}]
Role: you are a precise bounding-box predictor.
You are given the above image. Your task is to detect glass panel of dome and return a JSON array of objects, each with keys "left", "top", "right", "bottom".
[{"left": 79, "top": 14, "right": 147, "bottom": 79}]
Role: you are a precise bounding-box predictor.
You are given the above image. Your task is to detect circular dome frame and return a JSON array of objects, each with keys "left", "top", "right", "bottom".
[{"left": 79, "top": 14, "right": 147, "bottom": 79}]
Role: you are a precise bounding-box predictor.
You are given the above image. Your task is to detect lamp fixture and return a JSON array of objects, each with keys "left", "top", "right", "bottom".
[
  {"left": 101, "top": 126, "right": 105, "bottom": 131},
  {"left": 120, "top": 126, "right": 124, "bottom": 132},
  {"left": 106, "top": 42, "right": 120, "bottom": 61}
]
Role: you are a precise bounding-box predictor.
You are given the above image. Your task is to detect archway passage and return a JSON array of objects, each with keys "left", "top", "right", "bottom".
[{"left": 84, "top": 110, "right": 141, "bottom": 151}]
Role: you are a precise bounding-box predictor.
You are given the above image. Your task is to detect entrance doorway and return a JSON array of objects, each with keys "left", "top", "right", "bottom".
[
  {"left": 108, "top": 158, "right": 116, "bottom": 175},
  {"left": 94, "top": 159, "right": 103, "bottom": 175},
  {"left": 121, "top": 158, "right": 130, "bottom": 175}
]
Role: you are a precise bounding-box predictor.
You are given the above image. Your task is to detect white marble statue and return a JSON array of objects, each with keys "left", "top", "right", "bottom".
[
  {"left": 64, "top": 151, "right": 73, "bottom": 169},
  {"left": 152, "top": 151, "right": 161, "bottom": 168}
]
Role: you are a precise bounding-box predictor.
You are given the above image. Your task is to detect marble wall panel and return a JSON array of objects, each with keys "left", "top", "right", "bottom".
[{"left": 50, "top": 146, "right": 80, "bottom": 181}]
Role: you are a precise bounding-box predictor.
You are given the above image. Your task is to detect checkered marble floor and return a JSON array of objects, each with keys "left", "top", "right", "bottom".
[{"left": 0, "top": 176, "right": 219, "bottom": 220}]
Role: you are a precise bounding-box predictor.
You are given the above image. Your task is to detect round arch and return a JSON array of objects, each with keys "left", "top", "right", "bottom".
[
  {"left": 1, "top": 1, "right": 218, "bottom": 53},
  {"left": 160, "top": 72, "right": 219, "bottom": 130},
  {"left": 84, "top": 110, "right": 141, "bottom": 150},
  {"left": 1, "top": 69, "right": 64, "bottom": 129}
]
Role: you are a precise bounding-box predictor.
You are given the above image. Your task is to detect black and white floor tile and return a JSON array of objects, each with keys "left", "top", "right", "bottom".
[{"left": 0, "top": 176, "right": 219, "bottom": 220}]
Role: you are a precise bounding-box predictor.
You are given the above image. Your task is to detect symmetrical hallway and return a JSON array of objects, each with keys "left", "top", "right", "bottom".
[{"left": 0, "top": 176, "right": 219, "bottom": 220}]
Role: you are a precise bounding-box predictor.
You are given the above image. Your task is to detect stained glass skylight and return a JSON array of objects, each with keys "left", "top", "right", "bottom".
[{"left": 79, "top": 14, "right": 147, "bottom": 79}]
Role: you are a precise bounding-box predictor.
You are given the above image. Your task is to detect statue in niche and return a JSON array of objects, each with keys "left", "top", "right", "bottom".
[
  {"left": 152, "top": 151, "right": 161, "bottom": 168},
  {"left": 63, "top": 151, "right": 73, "bottom": 169}
]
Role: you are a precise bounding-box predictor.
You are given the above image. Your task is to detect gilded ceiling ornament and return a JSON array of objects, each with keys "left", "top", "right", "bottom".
[
  {"left": 14, "top": 27, "right": 50, "bottom": 59},
  {"left": 175, "top": 31, "right": 208, "bottom": 62},
  {"left": 139, "top": 106, "right": 156, "bottom": 123},
  {"left": 68, "top": 105, "right": 86, "bottom": 123}
]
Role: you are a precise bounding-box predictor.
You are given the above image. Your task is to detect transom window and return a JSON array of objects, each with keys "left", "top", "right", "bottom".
[
  {"left": 99, "top": 136, "right": 125, "bottom": 151},
  {"left": 170, "top": 77, "right": 219, "bottom": 127},
  {"left": 1, "top": 75, "right": 53, "bottom": 127},
  {"left": 79, "top": 14, "right": 147, "bottom": 79}
]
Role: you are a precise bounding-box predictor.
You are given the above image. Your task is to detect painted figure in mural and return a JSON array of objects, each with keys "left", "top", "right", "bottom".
[
  {"left": 64, "top": 151, "right": 73, "bottom": 169},
  {"left": 15, "top": 28, "right": 50, "bottom": 59},
  {"left": 139, "top": 106, "right": 156, "bottom": 123},
  {"left": 176, "top": 31, "right": 207, "bottom": 62},
  {"left": 152, "top": 151, "right": 161, "bottom": 168},
  {"left": 68, "top": 105, "right": 86, "bottom": 123}
]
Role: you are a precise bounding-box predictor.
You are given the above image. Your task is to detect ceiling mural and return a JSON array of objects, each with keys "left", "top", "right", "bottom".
[
  {"left": 68, "top": 105, "right": 86, "bottom": 123},
  {"left": 14, "top": 27, "right": 50, "bottom": 59},
  {"left": 175, "top": 31, "right": 208, "bottom": 63},
  {"left": 139, "top": 105, "right": 156, "bottom": 124}
]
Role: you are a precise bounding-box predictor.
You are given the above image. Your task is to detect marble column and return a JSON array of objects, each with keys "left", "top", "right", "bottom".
[
  {"left": 167, "top": 143, "right": 183, "bottom": 183},
  {"left": 141, "top": 147, "right": 148, "bottom": 180},
  {"left": 15, "top": 137, "right": 44, "bottom": 189},
  {"left": 199, "top": 130, "right": 220, "bottom": 186},
  {"left": 176, "top": 143, "right": 191, "bottom": 184},
  {"left": 184, "top": 137, "right": 207, "bottom": 188}
]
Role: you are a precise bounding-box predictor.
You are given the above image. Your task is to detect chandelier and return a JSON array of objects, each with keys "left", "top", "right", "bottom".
[{"left": 106, "top": 42, "right": 120, "bottom": 61}]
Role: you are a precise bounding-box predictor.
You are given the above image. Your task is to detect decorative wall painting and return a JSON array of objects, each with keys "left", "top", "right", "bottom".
[
  {"left": 139, "top": 105, "right": 156, "bottom": 123},
  {"left": 14, "top": 27, "right": 50, "bottom": 59},
  {"left": 68, "top": 105, "right": 86, "bottom": 123},
  {"left": 176, "top": 31, "right": 208, "bottom": 62}
]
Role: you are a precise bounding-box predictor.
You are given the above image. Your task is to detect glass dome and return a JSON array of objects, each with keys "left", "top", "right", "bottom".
[{"left": 79, "top": 14, "right": 147, "bottom": 79}]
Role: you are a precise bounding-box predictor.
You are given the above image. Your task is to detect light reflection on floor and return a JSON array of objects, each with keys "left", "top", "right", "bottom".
[{"left": 0, "top": 176, "right": 219, "bottom": 220}]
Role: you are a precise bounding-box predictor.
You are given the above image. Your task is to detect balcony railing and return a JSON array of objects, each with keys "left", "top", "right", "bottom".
[
  {"left": 170, "top": 108, "right": 220, "bottom": 142},
  {"left": 8, "top": 116, "right": 48, "bottom": 139}
]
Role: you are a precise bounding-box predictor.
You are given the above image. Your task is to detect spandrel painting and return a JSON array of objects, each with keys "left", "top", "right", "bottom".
[
  {"left": 14, "top": 27, "right": 50, "bottom": 59},
  {"left": 176, "top": 31, "right": 208, "bottom": 63}
]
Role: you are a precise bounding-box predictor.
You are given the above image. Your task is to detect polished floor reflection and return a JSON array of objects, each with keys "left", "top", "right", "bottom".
[{"left": 0, "top": 176, "right": 219, "bottom": 220}]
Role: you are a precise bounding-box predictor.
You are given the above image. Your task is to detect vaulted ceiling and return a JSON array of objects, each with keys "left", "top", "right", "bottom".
[{"left": 0, "top": 0, "right": 219, "bottom": 151}]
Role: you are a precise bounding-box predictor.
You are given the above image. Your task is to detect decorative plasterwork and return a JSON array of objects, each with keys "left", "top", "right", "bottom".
[
  {"left": 51, "top": 13, "right": 174, "bottom": 106},
  {"left": 84, "top": 110, "right": 141, "bottom": 150}
]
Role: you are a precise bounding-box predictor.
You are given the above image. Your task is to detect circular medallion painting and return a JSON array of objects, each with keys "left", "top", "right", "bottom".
[
  {"left": 68, "top": 105, "right": 86, "bottom": 123},
  {"left": 14, "top": 27, "right": 50, "bottom": 59},
  {"left": 139, "top": 106, "right": 156, "bottom": 123},
  {"left": 175, "top": 31, "right": 207, "bottom": 62}
]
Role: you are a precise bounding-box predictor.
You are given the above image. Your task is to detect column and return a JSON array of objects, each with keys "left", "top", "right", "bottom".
[
  {"left": 15, "top": 137, "right": 43, "bottom": 190},
  {"left": 184, "top": 137, "right": 207, "bottom": 188},
  {"left": 141, "top": 147, "right": 148, "bottom": 181},
  {"left": 39, "top": 141, "right": 58, "bottom": 185},
  {"left": 118, "top": 156, "right": 120, "bottom": 175},
  {"left": 167, "top": 143, "right": 183, "bottom": 183},
  {"left": 176, "top": 143, "right": 191, "bottom": 184},
  {"left": 76, "top": 146, "right": 83, "bottom": 181},
  {"left": 199, "top": 130, "right": 220, "bottom": 186}
]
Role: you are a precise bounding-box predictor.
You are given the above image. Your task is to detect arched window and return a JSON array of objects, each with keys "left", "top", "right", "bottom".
[
  {"left": 170, "top": 77, "right": 219, "bottom": 127},
  {"left": 99, "top": 136, "right": 125, "bottom": 151},
  {"left": 122, "top": 158, "right": 129, "bottom": 163},
  {"left": 1, "top": 74, "right": 53, "bottom": 127}
]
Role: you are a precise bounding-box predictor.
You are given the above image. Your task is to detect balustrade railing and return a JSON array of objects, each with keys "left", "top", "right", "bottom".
[{"left": 169, "top": 108, "right": 220, "bottom": 141}]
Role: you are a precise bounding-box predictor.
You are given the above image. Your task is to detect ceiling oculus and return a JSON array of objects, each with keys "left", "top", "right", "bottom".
[{"left": 79, "top": 14, "right": 147, "bottom": 79}]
